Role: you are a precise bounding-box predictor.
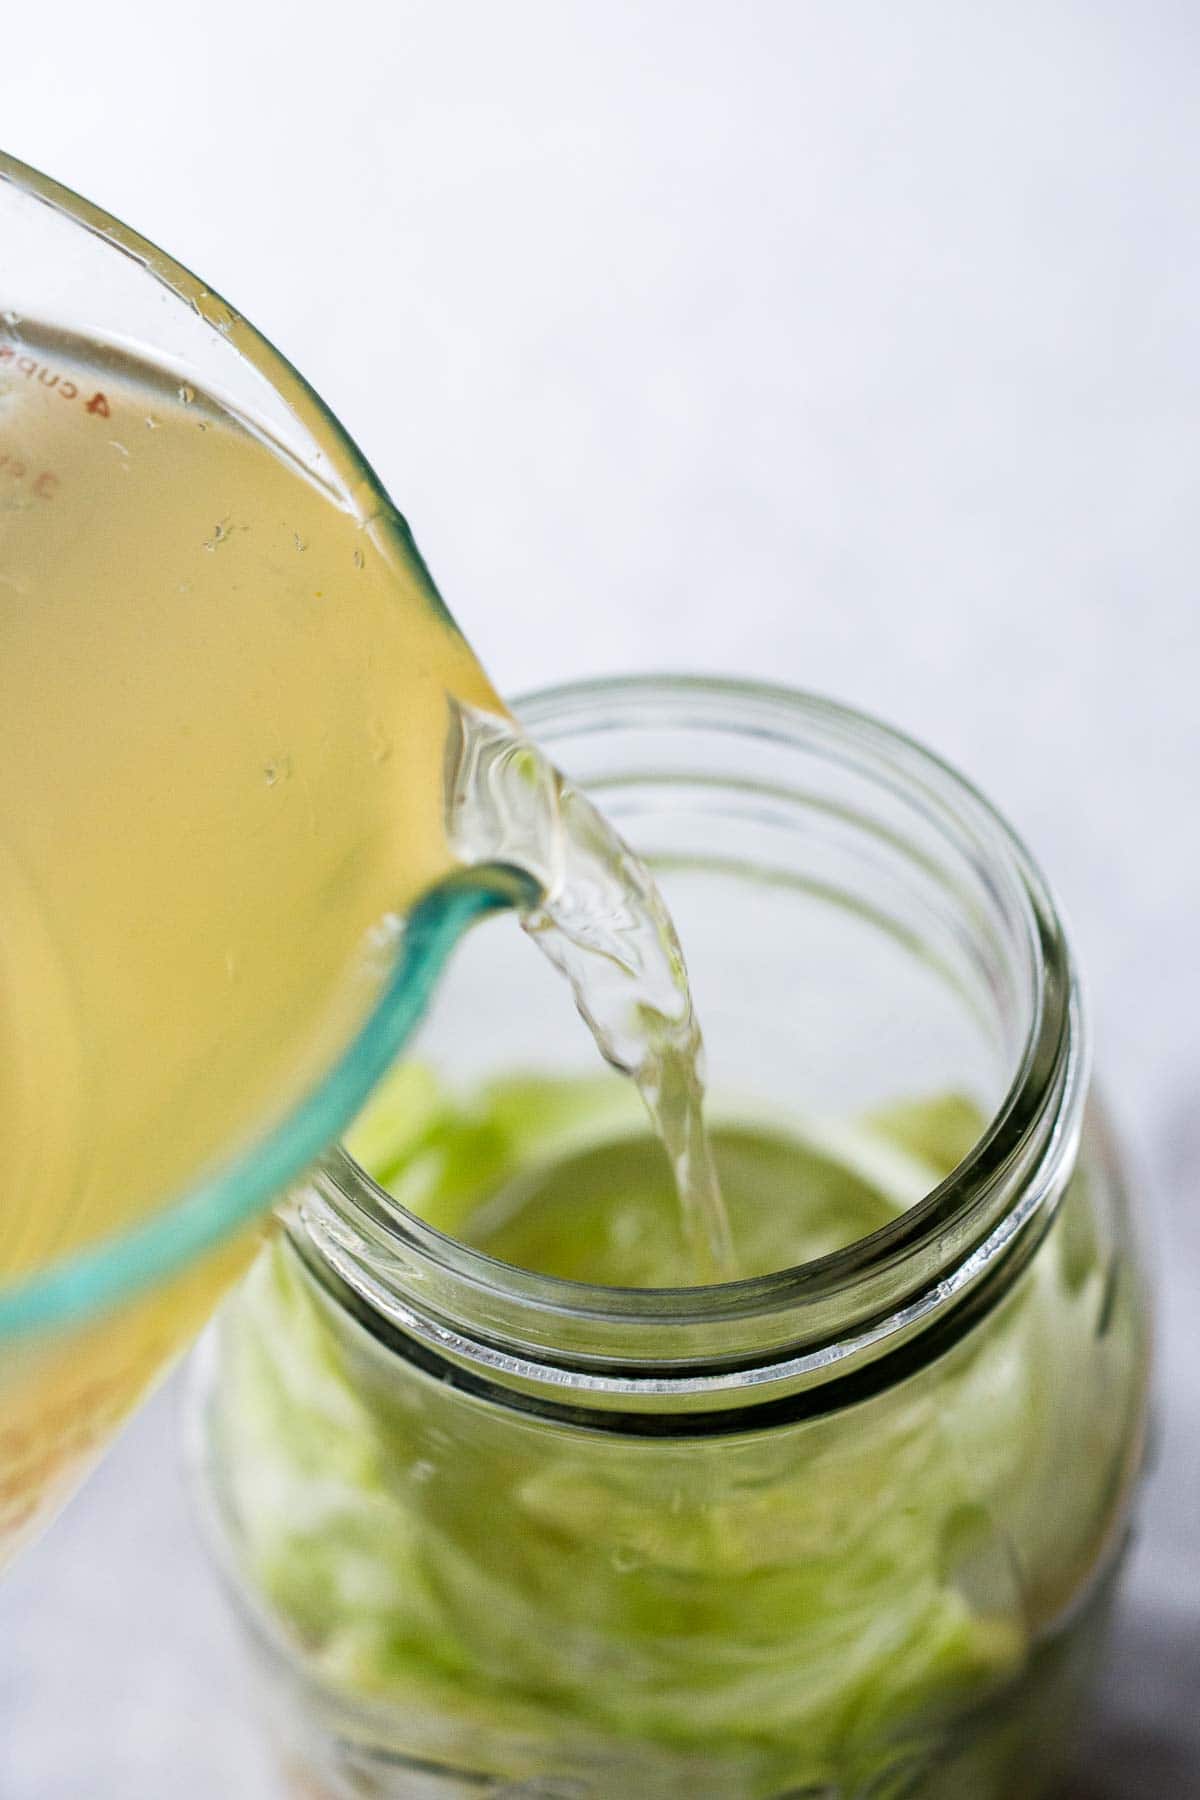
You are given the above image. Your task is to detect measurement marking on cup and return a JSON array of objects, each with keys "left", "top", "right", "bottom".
[
  {"left": 0, "top": 344, "right": 109, "bottom": 416},
  {"left": 0, "top": 450, "right": 59, "bottom": 499}
]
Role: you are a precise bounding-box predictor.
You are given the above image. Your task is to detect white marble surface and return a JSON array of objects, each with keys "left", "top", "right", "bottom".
[{"left": 2, "top": 3, "right": 1198, "bottom": 1793}]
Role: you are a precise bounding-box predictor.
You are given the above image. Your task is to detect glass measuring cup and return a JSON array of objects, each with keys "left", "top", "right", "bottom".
[{"left": 0, "top": 153, "right": 525, "bottom": 1562}]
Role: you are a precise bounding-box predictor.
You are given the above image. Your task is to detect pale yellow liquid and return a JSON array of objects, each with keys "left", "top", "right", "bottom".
[
  {"left": 0, "top": 322, "right": 501, "bottom": 1552},
  {"left": 0, "top": 321, "right": 502, "bottom": 1276}
]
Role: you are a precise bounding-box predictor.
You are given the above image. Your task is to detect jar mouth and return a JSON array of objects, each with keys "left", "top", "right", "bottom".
[{"left": 305, "top": 675, "right": 1087, "bottom": 1397}]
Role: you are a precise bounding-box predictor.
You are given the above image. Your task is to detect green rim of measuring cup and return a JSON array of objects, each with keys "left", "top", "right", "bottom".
[{"left": 0, "top": 875, "right": 523, "bottom": 1341}]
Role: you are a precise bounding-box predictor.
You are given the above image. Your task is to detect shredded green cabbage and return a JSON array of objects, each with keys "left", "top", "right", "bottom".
[{"left": 208, "top": 1071, "right": 1130, "bottom": 1796}]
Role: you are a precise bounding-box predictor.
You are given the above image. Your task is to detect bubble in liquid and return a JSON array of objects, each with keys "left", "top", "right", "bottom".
[
  {"left": 362, "top": 910, "right": 403, "bottom": 968},
  {"left": 177, "top": 383, "right": 195, "bottom": 405},
  {"left": 263, "top": 754, "right": 293, "bottom": 787}
]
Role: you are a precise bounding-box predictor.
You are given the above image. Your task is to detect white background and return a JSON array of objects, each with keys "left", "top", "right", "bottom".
[{"left": 2, "top": 3, "right": 1198, "bottom": 1793}]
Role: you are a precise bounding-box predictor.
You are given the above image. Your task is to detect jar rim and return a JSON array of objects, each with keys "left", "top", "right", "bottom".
[{"left": 302, "top": 675, "right": 1087, "bottom": 1404}]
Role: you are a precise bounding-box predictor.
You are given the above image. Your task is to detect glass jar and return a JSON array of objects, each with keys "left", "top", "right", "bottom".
[{"left": 191, "top": 678, "right": 1152, "bottom": 1800}]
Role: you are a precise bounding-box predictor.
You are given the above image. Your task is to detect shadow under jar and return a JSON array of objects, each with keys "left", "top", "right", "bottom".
[{"left": 190, "top": 679, "right": 1152, "bottom": 1800}]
